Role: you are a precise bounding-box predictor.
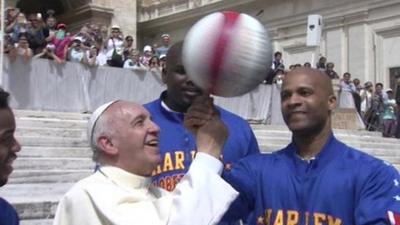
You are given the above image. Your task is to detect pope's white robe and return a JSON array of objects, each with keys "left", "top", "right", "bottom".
[{"left": 53, "top": 153, "right": 238, "bottom": 225}]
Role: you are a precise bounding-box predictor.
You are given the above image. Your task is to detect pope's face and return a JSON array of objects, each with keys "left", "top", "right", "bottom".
[{"left": 106, "top": 102, "right": 161, "bottom": 176}]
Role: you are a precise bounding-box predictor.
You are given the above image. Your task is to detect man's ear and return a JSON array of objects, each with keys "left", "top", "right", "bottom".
[
  {"left": 97, "top": 136, "right": 118, "bottom": 156},
  {"left": 161, "top": 68, "right": 168, "bottom": 84},
  {"left": 328, "top": 94, "right": 337, "bottom": 111}
]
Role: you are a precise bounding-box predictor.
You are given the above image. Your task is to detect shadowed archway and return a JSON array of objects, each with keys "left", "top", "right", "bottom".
[{"left": 16, "top": 0, "right": 66, "bottom": 18}]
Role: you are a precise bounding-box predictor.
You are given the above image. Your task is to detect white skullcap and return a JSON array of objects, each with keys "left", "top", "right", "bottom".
[{"left": 87, "top": 100, "right": 119, "bottom": 148}]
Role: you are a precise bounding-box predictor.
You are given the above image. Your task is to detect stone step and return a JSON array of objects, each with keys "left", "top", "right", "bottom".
[
  {"left": 21, "top": 219, "right": 53, "bottom": 225},
  {"left": 257, "top": 137, "right": 400, "bottom": 149},
  {"left": 18, "top": 146, "right": 92, "bottom": 158},
  {"left": 359, "top": 148, "right": 400, "bottom": 156},
  {"left": 17, "top": 136, "right": 89, "bottom": 147},
  {"left": 15, "top": 110, "right": 90, "bottom": 121},
  {"left": 13, "top": 158, "right": 95, "bottom": 170},
  {"left": 264, "top": 146, "right": 400, "bottom": 157},
  {"left": 253, "top": 130, "right": 400, "bottom": 143},
  {"left": 16, "top": 127, "right": 86, "bottom": 139},
  {"left": 0, "top": 183, "right": 73, "bottom": 220},
  {"left": 259, "top": 144, "right": 400, "bottom": 169},
  {"left": 251, "top": 125, "right": 382, "bottom": 137},
  {"left": 259, "top": 143, "right": 400, "bottom": 154},
  {"left": 9, "top": 170, "right": 92, "bottom": 184},
  {"left": 16, "top": 117, "right": 87, "bottom": 129}
]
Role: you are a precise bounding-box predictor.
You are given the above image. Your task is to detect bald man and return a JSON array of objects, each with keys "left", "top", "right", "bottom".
[
  {"left": 53, "top": 100, "right": 238, "bottom": 225},
  {"left": 144, "top": 41, "right": 259, "bottom": 194},
  {"left": 187, "top": 68, "right": 400, "bottom": 224}
]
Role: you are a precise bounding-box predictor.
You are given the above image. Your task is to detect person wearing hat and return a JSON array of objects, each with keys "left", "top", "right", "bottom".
[
  {"left": 140, "top": 45, "right": 153, "bottom": 67},
  {"left": 0, "top": 88, "right": 21, "bottom": 225},
  {"left": 382, "top": 88, "right": 397, "bottom": 137},
  {"left": 105, "top": 25, "right": 124, "bottom": 67},
  {"left": 155, "top": 34, "right": 171, "bottom": 57},
  {"left": 52, "top": 23, "right": 71, "bottom": 61},
  {"left": 360, "top": 81, "right": 374, "bottom": 123},
  {"left": 53, "top": 100, "right": 238, "bottom": 225},
  {"left": 66, "top": 36, "right": 87, "bottom": 64}
]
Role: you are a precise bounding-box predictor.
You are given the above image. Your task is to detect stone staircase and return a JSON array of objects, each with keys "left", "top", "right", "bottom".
[
  {"left": 0, "top": 110, "right": 399, "bottom": 225},
  {"left": 0, "top": 110, "right": 92, "bottom": 225}
]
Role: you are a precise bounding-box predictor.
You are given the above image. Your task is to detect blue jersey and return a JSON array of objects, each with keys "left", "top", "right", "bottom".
[
  {"left": 144, "top": 92, "right": 260, "bottom": 191},
  {"left": 223, "top": 134, "right": 400, "bottom": 225},
  {"left": 0, "top": 198, "right": 19, "bottom": 225}
]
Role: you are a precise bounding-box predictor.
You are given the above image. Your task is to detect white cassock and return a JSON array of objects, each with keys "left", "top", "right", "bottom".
[{"left": 53, "top": 153, "right": 238, "bottom": 225}]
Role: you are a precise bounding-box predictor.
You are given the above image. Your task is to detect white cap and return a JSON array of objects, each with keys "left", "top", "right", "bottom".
[
  {"left": 73, "top": 36, "right": 83, "bottom": 42},
  {"left": 111, "top": 25, "right": 120, "bottom": 30},
  {"left": 87, "top": 100, "right": 119, "bottom": 149},
  {"left": 386, "top": 88, "right": 393, "bottom": 93},
  {"left": 143, "top": 45, "right": 152, "bottom": 52}
]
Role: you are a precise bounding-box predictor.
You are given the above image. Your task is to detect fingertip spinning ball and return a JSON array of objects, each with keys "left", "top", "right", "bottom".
[{"left": 182, "top": 11, "right": 272, "bottom": 97}]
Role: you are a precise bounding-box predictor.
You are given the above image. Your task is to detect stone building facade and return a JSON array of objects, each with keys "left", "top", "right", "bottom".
[{"left": 138, "top": 0, "right": 400, "bottom": 90}]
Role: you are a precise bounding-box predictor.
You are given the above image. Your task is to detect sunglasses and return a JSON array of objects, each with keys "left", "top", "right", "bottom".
[{"left": 127, "top": 39, "right": 133, "bottom": 41}]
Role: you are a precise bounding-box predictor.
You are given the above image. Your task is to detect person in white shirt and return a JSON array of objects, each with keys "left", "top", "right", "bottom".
[
  {"left": 53, "top": 99, "right": 238, "bottom": 225},
  {"left": 360, "top": 81, "right": 373, "bottom": 119},
  {"left": 123, "top": 50, "right": 147, "bottom": 72},
  {"left": 339, "top": 72, "right": 356, "bottom": 108},
  {"left": 105, "top": 25, "right": 124, "bottom": 67},
  {"left": 67, "top": 36, "right": 87, "bottom": 64}
]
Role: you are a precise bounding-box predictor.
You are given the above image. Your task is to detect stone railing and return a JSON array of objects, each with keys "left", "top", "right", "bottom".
[{"left": 138, "top": 0, "right": 223, "bottom": 22}]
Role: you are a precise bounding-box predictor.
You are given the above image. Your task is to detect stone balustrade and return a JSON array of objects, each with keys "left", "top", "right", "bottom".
[{"left": 138, "top": 0, "right": 222, "bottom": 22}]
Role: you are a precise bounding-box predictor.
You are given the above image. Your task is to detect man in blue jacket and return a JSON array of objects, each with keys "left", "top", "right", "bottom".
[
  {"left": 144, "top": 42, "right": 259, "bottom": 224},
  {"left": 0, "top": 88, "right": 21, "bottom": 225},
  {"left": 144, "top": 42, "right": 260, "bottom": 192},
  {"left": 186, "top": 67, "right": 400, "bottom": 225}
]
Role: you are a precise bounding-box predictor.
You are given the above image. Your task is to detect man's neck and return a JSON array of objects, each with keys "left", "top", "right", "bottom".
[{"left": 292, "top": 124, "right": 332, "bottom": 159}]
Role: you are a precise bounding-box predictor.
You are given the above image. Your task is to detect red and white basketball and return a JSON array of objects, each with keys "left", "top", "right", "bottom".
[{"left": 182, "top": 11, "right": 272, "bottom": 97}]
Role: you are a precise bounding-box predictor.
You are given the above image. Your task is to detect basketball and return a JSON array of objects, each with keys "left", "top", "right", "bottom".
[{"left": 182, "top": 11, "right": 272, "bottom": 97}]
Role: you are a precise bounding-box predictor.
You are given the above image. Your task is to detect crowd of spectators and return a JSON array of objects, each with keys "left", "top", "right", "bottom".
[
  {"left": 2, "top": 7, "right": 170, "bottom": 73},
  {"left": 267, "top": 52, "right": 400, "bottom": 138}
]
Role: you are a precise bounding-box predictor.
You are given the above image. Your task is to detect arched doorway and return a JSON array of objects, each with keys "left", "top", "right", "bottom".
[{"left": 16, "top": 0, "right": 65, "bottom": 19}]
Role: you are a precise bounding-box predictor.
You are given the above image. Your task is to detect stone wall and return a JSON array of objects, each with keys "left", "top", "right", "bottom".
[{"left": 91, "top": 0, "right": 137, "bottom": 45}]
